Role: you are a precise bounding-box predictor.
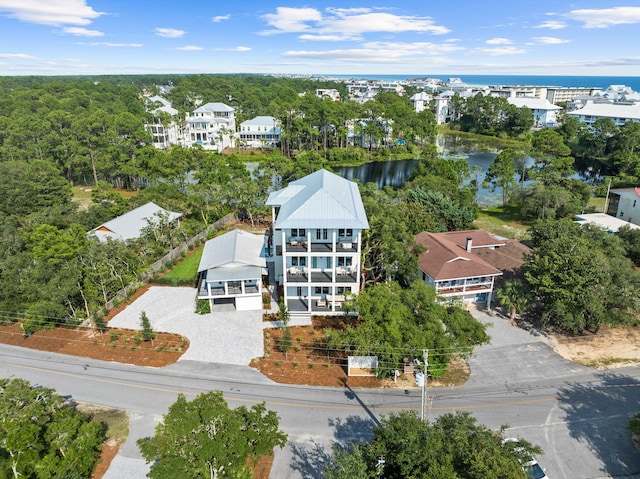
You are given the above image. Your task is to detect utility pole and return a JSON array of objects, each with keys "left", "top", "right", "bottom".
[{"left": 421, "top": 348, "right": 428, "bottom": 421}]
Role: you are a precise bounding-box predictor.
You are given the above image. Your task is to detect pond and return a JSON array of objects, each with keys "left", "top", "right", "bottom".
[
  {"left": 334, "top": 133, "right": 600, "bottom": 206},
  {"left": 334, "top": 133, "right": 510, "bottom": 206}
]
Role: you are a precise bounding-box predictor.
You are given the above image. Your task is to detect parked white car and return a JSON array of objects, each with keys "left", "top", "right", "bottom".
[{"left": 503, "top": 437, "right": 548, "bottom": 479}]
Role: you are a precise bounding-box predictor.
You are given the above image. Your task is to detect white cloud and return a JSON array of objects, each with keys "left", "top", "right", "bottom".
[
  {"left": 62, "top": 27, "right": 103, "bottom": 37},
  {"left": 283, "top": 41, "right": 462, "bottom": 64},
  {"left": 568, "top": 6, "right": 640, "bottom": 28},
  {"left": 469, "top": 46, "right": 526, "bottom": 56},
  {"left": 261, "top": 7, "right": 449, "bottom": 36},
  {"left": 0, "top": 0, "right": 104, "bottom": 26},
  {"left": 532, "top": 36, "right": 570, "bottom": 45},
  {"left": 0, "top": 52, "right": 39, "bottom": 59},
  {"left": 82, "top": 42, "right": 143, "bottom": 47},
  {"left": 155, "top": 28, "right": 186, "bottom": 38},
  {"left": 212, "top": 14, "right": 230, "bottom": 23},
  {"left": 176, "top": 45, "right": 203, "bottom": 51},
  {"left": 214, "top": 46, "right": 251, "bottom": 52},
  {"left": 535, "top": 20, "right": 567, "bottom": 30},
  {"left": 486, "top": 37, "right": 512, "bottom": 45},
  {"left": 262, "top": 7, "right": 322, "bottom": 34},
  {"left": 298, "top": 33, "right": 360, "bottom": 41}
]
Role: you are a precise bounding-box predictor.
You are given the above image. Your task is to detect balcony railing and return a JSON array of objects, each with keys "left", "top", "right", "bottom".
[{"left": 286, "top": 267, "right": 357, "bottom": 283}]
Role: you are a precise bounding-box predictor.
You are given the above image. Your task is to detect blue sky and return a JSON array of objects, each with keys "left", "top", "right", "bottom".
[{"left": 1, "top": 0, "right": 640, "bottom": 76}]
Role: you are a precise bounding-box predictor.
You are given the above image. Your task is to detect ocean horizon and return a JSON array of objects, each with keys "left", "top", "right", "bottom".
[{"left": 317, "top": 74, "right": 640, "bottom": 92}]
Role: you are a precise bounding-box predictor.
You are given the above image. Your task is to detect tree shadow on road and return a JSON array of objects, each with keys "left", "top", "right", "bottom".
[
  {"left": 290, "top": 415, "right": 375, "bottom": 479},
  {"left": 556, "top": 371, "right": 640, "bottom": 477}
]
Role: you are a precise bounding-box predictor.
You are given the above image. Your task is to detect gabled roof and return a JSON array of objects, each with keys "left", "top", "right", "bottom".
[
  {"left": 611, "top": 187, "right": 640, "bottom": 198},
  {"left": 193, "top": 102, "right": 235, "bottom": 113},
  {"left": 90, "top": 202, "right": 182, "bottom": 242},
  {"left": 415, "top": 231, "right": 502, "bottom": 281},
  {"left": 152, "top": 105, "right": 178, "bottom": 116},
  {"left": 197, "top": 229, "right": 266, "bottom": 281},
  {"left": 266, "top": 169, "right": 369, "bottom": 230},
  {"left": 507, "top": 97, "right": 562, "bottom": 111},
  {"left": 567, "top": 102, "right": 640, "bottom": 121},
  {"left": 241, "top": 116, "right": 278, "bottom": 126}
]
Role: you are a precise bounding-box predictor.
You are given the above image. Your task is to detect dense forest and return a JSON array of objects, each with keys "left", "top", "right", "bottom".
[{"left": 0, "top": 74, "right": 639, "bottom": 337}]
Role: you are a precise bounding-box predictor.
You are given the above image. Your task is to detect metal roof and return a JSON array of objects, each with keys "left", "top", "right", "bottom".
[
  {"left": 193, "top": 102, "right": 235, "bottom": 113},
  {"left": 507, "top": 97, "right": 562, "bottom": 111},
  {"left": 197, "top": 229, "right": 266, "bottom": 273},
  {"left": 266, "top": 169, "right": 369, "bottom": 230},
  {"left": 567, "top": 102, "right": 640, "bottom": 121},
  {"left": 90, "top": 202, "right": 182, "bottom": 242}
]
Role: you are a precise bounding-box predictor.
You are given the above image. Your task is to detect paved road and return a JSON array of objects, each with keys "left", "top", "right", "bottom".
[{"left": 1, "top": 307, "right": 640, "bottom": 478}]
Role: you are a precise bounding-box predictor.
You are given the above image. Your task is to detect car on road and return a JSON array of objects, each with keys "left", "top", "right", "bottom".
[{"left": 503, "top": 437, "right": 548, "bottom": 479}]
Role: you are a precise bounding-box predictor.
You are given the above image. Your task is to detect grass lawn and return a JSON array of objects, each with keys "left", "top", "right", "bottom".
[
  {"left": 474, "top": 205, "right": 532, "bottom": 240},
  {"left": 163, "top": 246, "right": 204, "bottom": 281}
]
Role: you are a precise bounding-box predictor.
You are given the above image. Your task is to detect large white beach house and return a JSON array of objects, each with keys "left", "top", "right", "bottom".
[{"left": 266, "top": 169, "right": 369, "bottom": 316}]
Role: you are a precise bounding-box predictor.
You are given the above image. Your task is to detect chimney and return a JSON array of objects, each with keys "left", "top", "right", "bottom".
[{"left": 465, "top": 237, "right": 473, "bottom": 253}]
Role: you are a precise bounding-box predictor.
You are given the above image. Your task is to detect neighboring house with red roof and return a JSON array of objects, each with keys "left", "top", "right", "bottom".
[
  {"left": 415, "top": 230, "right": 531, "bottom": 306},
  {"left": 606, "top": 187, "right": 640, "bottom": 227}
]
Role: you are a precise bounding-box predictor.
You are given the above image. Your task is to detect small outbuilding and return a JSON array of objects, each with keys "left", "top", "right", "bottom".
[{"left": 196, "top": 229, "right": 267, "bottom": 312}]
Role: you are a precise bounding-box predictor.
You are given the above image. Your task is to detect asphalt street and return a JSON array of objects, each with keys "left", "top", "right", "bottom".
[{"left": 0, "top": 306, "right": 639, "bottom": 478}]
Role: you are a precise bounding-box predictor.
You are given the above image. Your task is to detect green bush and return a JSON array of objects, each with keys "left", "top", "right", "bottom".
[
  {"left": 629, "top": 413, "right": 640, "bottom": 435},
  {"left": 195, "top": 299, "right": 211, "bottom": 314}
]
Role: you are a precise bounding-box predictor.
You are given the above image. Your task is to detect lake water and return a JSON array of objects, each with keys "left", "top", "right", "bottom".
[
  {"left": 335, "top": 133, "right": 599, "bottom": 206},
  {"left": 335, "top": 134, "right": 507, "bottom": 205}
]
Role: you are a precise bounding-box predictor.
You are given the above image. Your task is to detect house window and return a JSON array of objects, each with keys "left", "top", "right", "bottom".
[
  {"left": 337, "top": 287, "right": 346, "bottom": 294},
  {"left": 620, "top": 211, "right": 625, "bottom": 218},
  {"left": 314, "top": 287, "right": 330, "bottom": 294},
  {"left": 291, "top": 228, "right": 298, "bottom": 237},
  {"left": 337, "top": 257, "right": 353, "bottom": 266},
  {"left": 291, "top": 257, "right": 306, "bottom": 266},
  {"left": 299, "top": 228, "right": 306, "bottom": 237},
  {"left": 316, "top": 228, "right": 328, "bottom": 240},
  {"left": 633, "top": 200, "right": 637, "bottom": 208}
]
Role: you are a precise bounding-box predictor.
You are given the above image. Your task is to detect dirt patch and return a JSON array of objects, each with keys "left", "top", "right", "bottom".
[
  {"left": 251, "top": 316, "right": 469, "bottom": 389},
  {"left": 547, "top": 325, "right": 640, "bottom": 369},
  {"left": 0, "top": 323, "right": 187, "bottom": 367}
]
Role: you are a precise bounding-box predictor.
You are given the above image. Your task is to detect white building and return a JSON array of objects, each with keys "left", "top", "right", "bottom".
[
  {"left": 184, "top": 102, "right": 236, "bottom": 152},
  {"left": 410, "top": 91, "right": 432, "bottom": 113},
  {"left": 316, "top": 89, "right": 341, "bottom": 101},
  {"left": 238, "top": 116, "right": 281, "bottom": 148},
  {"left": 196, "top": 229, "right": 267, "bottom": 312},
  {"left": 89, "top": 202, "right": 182, "bottom": 243},
  {"left": 507, "top": 97, "right": 563, "bottom": 128},
  {"left": 606, "top": 187, "right": 640, "bottom": 227},
  {"left": 566, "top": 101, "right": 640, "bottom": 127},
  {"left": 266, "top": 169, "right": 369, "bottom": 317}
]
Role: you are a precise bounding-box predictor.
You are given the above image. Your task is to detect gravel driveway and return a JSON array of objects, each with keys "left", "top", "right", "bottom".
[{"left": 109, "top": 286, "right": 265, "bottom": 365}]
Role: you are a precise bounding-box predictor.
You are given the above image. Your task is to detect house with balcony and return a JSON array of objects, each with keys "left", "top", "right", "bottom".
[
  {"left": 266, "top": 169, "right": 369, "bottom": 316},
  {"left": 196, "top": 229, "right": 267, "bottom": 311},
  {"left": 566, "top": 101, "right": 640, "bottom": 127},
  {"left": 507, "top": 97, "right": 562, "bottom": 128},
  {"left": 184, "top": 102, "right": 236, "bottom": 152},
  {"left": 415, "top": 230, "right": 509, "bottom": 305},
  {"left": 238, "top": 116, "right": 281, "bottom": 148}
]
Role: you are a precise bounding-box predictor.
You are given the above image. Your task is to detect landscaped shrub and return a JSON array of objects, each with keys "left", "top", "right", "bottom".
[{"left": 195, "top": 299, "right": 211, "bottom": 315}]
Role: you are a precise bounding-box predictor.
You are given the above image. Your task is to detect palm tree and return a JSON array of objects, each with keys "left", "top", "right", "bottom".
[{"left": 495, "top": 279, "right": 532, "bottom": 320}]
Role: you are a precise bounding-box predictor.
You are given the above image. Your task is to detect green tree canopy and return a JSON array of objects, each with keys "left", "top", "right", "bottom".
[
  {"left": 0, "top": 378, "right": 104, "bottom": 479},
  {"left": 138, "top": 391, "right": 287, "bottom": 479},
  {"left": 524, "top": 219, "right": 640, "bottom": 333},
  {"left": 324, "top": 281, "right": 489, "bottom": 378},
  {"left": 325, "top": 411, "right": 538, "bottom": 479}
]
